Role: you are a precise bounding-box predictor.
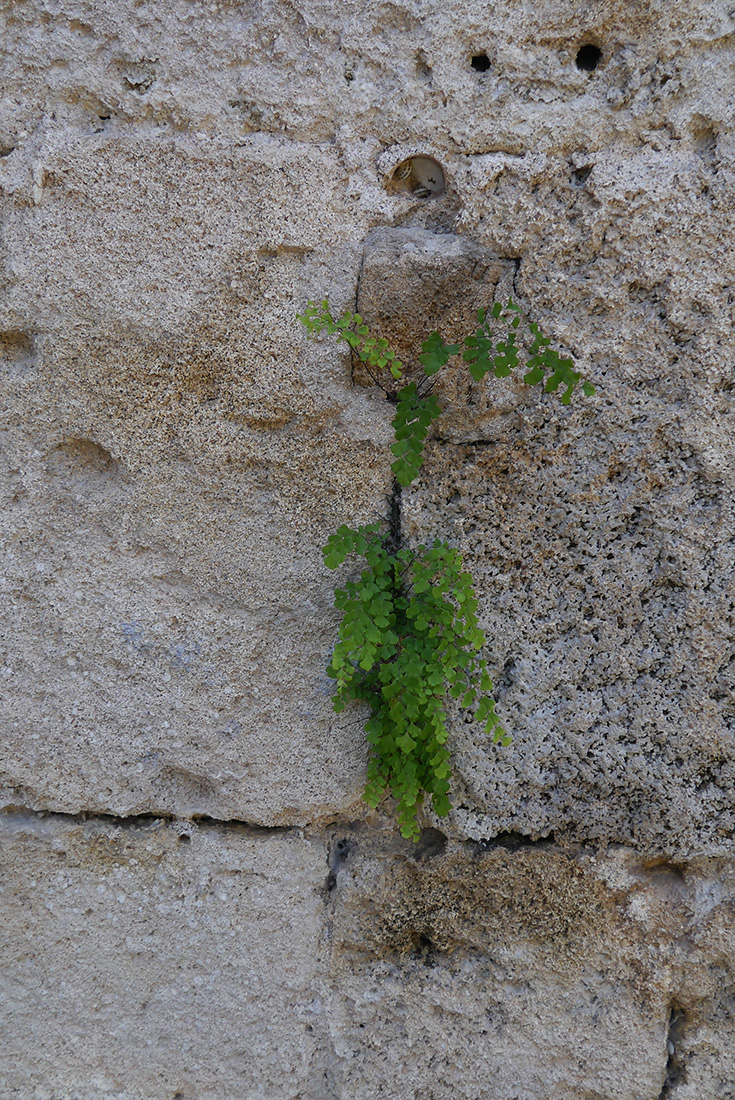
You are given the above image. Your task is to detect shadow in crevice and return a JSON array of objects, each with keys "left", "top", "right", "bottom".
[
  {"left": 474, "top": 830, "right": 556, "bottom": 854},
  {"left": 0, "top": 330, "right": 35, "bottom": 370},
  {"left": 325, "top": 836, "right": 356, "bottom": 895},
  {"left": 659, "top": 1005, "right": 687, "bottom": 1098}
]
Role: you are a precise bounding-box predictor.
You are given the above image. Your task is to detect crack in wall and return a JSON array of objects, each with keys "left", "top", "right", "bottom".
[
  {"left": 511, "top": 255, "right": 522, "bottom": 298},
  {"left": 658, "top": 1006, "right": 687, "bottom": 1099},
  {"left": 473, "top": 829, "right": 557, "bottom": 853},
  {"left": 350, "top": 243, "right": 367, "bottom": 388},
  {"left": 0, "top": 805, "right": 301, "bottom": 838}
]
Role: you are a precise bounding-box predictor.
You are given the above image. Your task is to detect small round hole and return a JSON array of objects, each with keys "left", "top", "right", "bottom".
[
  {"left": 471, "top": 53, "right": 490, "bottom": 73},
  {"left": 388, "top": 156, "right": 445, "bottom": 199},
  {"left": 576, "top": 44, "right": 602, "bottom": 71}
]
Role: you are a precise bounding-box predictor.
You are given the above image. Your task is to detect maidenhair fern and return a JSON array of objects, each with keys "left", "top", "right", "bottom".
[{"left": 298, "top": 297, "right": 594, "bottom": 840}]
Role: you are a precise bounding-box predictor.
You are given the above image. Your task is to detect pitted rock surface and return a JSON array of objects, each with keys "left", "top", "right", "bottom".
[{"left": 2, "top": 0, "right": 735, "bottom": 1096}]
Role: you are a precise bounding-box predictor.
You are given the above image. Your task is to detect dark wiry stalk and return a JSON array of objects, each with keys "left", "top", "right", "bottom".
[{"left": 386, "top": 477, "right": 402, "bottom": 556}]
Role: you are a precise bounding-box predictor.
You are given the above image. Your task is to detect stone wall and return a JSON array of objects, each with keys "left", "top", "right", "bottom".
[{"left": 1, "top": 1, "right": 734, "bottom": 1097}]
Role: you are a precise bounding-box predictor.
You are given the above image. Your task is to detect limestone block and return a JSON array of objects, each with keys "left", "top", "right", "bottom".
[
  {"left": 0, "top": 811, "right": 328, "bottom": 1100},
  {"left": 391, "top": 143, "right": 735, "bottom": 859},
  {"left": 2, "top": 0, "right": 735, "bottom": 847},
  {"left": 0, "top": 128, "right": 394, "bottom": 823},
  {"left": 402, "top": 404, "right": 735, "bottom": 857},
  {"left": 354, "top": 227, "right": 515, "bottom": 382},
  {"left": 325, "top": 828, "right": 735, "bottom": 1100}
]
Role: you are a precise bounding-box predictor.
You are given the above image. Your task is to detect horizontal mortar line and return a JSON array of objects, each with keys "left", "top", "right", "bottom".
[
  {"left": 1, "top": 807, "right": 717, "bottom": 870},
  {"left": 0, "top": 804, "right": 304, "bottom": 837}
]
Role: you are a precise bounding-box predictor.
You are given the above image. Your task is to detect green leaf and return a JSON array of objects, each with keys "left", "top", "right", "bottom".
[
  {"left": 523, "top": 365, "right": 545, "bottom": 386},
  {"left": 433, "top": 794, "right": 451, "bottom": 817},
  {"left": 396, "top": 731, "right": 417, "bottom": 754},
  {"left": 419, "top": 332, "right": 461, "bottom": 376},
  {"left": 300, "top": 297, "right": 592, "bottom": 843}
]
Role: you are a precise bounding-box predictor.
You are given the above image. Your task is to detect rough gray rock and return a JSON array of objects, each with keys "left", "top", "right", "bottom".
[
  {"left": 0, "top": 130, "right": 393, "bottom": 822},
  {"left": 4, "top": 813, "right": 735, "bottom": 1100},
  {"left": 2, "top": 0, "right": 734, "bottom": 850},
  {"left": 325, "top": 826, "right": 735, "bottom": 1100},
  {"left": 0, "top": 811, "right": 327, "bottom": 1100},
  {"left": 2, "top": 0, "right": 735, "bottom": 1094}
]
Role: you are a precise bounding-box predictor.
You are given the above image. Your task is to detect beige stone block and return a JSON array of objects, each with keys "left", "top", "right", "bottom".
[
  {"left": 325, "top": 829, "right": 735, "bottom": 1100},
  {"left": 0, "top": 812, "right": 327, "bottom": 1100},
  {"left": 0, "top": 130, "right": 394, "bottom": 823}
]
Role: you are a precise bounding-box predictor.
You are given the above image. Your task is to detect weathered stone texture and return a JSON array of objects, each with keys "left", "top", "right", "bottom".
[
  {"left": 0, "top": 130, "right": 392, "bottom": 821},
  {"left": 325, "top": 828, "right": 735, "bottom": 1100},
  {"left": 4, "top": 814, "right": 735, "bottom": 1100},
  {"left": 1, "top": 0, "right": 735, "bottom": 1095},
  {"left": 0, "top": 812, "right": 327, "bottom": 1100},
  {"left": 2, "top": 0, "right": 734, "bottom": 846}
]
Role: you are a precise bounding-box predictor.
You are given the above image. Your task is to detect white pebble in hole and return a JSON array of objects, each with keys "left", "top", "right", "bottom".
[{"left": 389, "top": 156, "right": 445, "bottom": 199}]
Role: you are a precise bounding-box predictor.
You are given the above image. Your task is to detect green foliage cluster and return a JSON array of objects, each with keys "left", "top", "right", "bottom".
[
  {"left": 323, "top": 523, "right": 507, "bottom": 839},
  {"left": 298, "top": 297, "right": 594, "bottom": 839}
]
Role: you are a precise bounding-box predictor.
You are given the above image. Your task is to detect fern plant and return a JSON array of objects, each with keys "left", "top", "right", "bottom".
[{"left": 298, "top": 297, "right": 594, "bottom": 839}]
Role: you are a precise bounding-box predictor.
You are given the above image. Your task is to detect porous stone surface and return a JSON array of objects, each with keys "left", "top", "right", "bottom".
[
  {"left": 1, "top": 0, "right": 735, "bottom": 1095},
  {"left": 0, "top": 811, "right": 327, "bottom": 1100},
  {"left": 324, "top": 828, "right": 735, "bottom": 1100},
  {"left": 4, "top": 813, "right": 735, "bottom": 1100}
]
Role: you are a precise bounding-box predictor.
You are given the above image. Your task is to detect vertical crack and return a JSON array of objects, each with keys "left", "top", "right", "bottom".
[
  {"left": 387, "top": 477, "right": 402, "bottom": 555},
  {"left": 313, "top": 832, "right": 356, "bottom": 1100},
  {"left": 658, "top": 1006, "right": 686, "bottom": 1098},
  {"left": 511, "top": 256, "right": 522, "bottom": 298},
  {"left": 349, "top": 245, "right": 368, "bottom": 386}
]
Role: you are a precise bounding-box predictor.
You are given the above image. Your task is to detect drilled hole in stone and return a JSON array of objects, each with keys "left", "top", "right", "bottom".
[
  {"left": 471, "top": 53, "right": 490, "bottom": 72},
  {"left": 389, "top": 156, "right": 445, "bottom": 199},
  {"left": 576, "top": 44, "right": 602, "bottom": 71}
]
